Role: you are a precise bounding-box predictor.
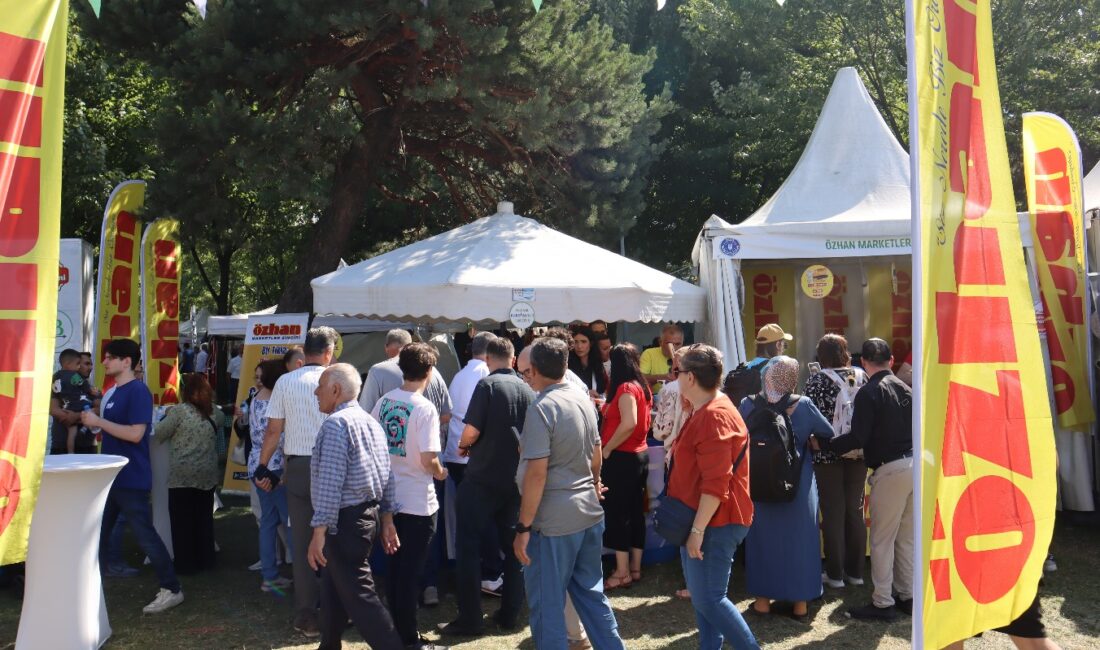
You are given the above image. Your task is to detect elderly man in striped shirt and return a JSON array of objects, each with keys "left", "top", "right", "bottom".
[{"left": 307, "top": 363, "right": 404, "bottom": 650}]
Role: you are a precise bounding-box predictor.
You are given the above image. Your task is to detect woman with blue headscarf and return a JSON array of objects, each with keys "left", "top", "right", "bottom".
[{"left": 739, "top": 356, "right": 834, "bottom": 620}]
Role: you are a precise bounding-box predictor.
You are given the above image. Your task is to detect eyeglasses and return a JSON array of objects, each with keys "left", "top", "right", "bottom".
[
  {"left": 519, "top": 368, "right": 532, "bottom": 378},
  {"left": 672, "top": 368, "right": 690, "bottom": 377}
]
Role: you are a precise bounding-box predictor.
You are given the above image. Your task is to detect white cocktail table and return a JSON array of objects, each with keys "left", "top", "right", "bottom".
[{"left": 16, "top": 454, "right": 128, "bottom": 650}]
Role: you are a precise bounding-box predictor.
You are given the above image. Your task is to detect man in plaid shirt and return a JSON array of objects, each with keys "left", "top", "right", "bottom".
[{"left": 307, "top": 363, "right": 404, "bottom": 650}]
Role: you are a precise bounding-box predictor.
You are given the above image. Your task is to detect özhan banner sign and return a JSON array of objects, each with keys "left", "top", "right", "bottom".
[
  {"left": 92, "top": 180, "right": 144, "bottom": 392},
  {"left": 908, "top": 0, "right": 1057, "bottom": 647},
  {"left": 222, "top": 313, "right": 309, "bottom": 492},
  {"left": 140, "top": 219, "right": 181, "bottom": 407},
  {"left": 1022, "top": 113, "right": 1094, "bottom": 432},
  {"left": 0, "top": 0, "right": 67, "bottom": 565}
]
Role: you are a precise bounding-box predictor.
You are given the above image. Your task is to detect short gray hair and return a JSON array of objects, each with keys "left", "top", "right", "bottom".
[
  {"left": 304, "top": 326, "right": 339, "bottom": 355},
  {"left": 386, "top": 329, "right": 413, "bottom": 348},
  {"left": 470, "top": 331, "right": 497, "bottom": 357},
  {"left": 324, "top": 363, "right": 362, "bottom": 399},
  {"left": 679, "top": 344, "right": 723, "bottom": 390},
  {"left": 530, "top": 337, "right": 568, "bottom": 381}
]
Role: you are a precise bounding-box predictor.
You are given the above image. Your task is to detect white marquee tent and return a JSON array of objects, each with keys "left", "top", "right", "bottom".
[
  {"left": 206, "top": 305, "right": 410, "bottom": 337},
  {"left": 1086, "top": 159, "right": 1100, "bottom": 214},
  {"left": 312, "top": 202, "right": 706, "bottom": 325},
  {"left": 692, "top": 67, "right": 912, "bottom": 368}
]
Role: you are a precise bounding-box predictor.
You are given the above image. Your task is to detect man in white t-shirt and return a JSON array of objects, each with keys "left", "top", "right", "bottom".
[
  {"left": 255, "top": 326, "right": 338, "bottom": 638},
  {"left": 371, "top": 343, "right": 448, "bottom": 650}
]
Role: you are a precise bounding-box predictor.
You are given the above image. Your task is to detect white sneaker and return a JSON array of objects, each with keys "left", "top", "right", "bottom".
[
  {"left": 422, "top": 585, "right": 440, "bottom": 606},
  {"left": 261, "top": 576, "right": 293, "bottom": 592},
  {"left": 248, "top": 559, "right": 263, "bottom": 571},
  {"left": 1043, "top": 554, "right": 1057, "bottom": 573},
  {"left": 845, "top": 576, "right": 865, "bottom": 586},
  {"left": 142, "top": 588, "right": 184, "bottom": 614},
  {"left": 822, "top": 573, "right": 845, "bottom": 589},
  {"left": 481, "top": 577, "right": 503, "bottom": 596}
]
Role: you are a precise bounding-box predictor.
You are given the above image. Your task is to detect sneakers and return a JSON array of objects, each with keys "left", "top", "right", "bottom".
[
  {"left": 261, "top": 576, "right": 293, "bottom": 593},
  {"left": 293, "top": 611, "right": 320, "bottom": 638},
  {"left": 481, "top": 576, "right": 503, "bottom": 597},
  {"left": 408, "top": 638, "right": 449, "bottom": 650},
  {"left": 248, "top": 559, "right": 263, "bottom": 571},
  {"left": 568, "top": 640, "right": 592, "bottom": 650},
  {"left": 846, "top": 603, "right": 898, "bottom": 621},
  {"left": 821, "top": 572, "right": 845, "bottom": 589},
  {"left": 845, "top": 576, "right": 865, "bottom": 586},
  {"left": 104, "top": 563, "right": 141, "bottom": 578},
  {"left": 422, "top": 585, "right": 440, "bottom": 606},
  {"left": 1044, "top": 553, "right": 1057, "bottom": 573},
  {"left": 142, "top": 588, "right": 184, "bottom": 614}
]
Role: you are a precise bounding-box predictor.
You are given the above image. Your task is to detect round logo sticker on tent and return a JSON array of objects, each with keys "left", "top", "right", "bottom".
[
  {"left": 509, "top": 302, "right": 536, "bottom": 329},
  {"left": 801, "top": 264, "right": 834, "bottom": 299}
]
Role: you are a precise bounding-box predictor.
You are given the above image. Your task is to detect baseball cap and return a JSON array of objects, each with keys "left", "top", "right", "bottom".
[{"left": 756, "top": 324, "right": 793, "bottom": 344}]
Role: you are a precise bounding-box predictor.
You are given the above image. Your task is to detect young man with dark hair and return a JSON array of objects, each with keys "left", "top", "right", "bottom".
[
  {"left": 441, "top": 337, "right": 533, "bottom": 637},
  {"left": 371, "top": 343, "right": 449, "bottom": 650},
  {"left": 823, "top": 338, "right": 913, "bottom": 621},
  {"left": 81, "top": 338, "right": 183, "bottom": 614}
]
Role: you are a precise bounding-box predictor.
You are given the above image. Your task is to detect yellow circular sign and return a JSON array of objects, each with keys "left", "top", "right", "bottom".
[
  {"left": 332, "top": 333, "right": 344, "bottom": 360},
  {"left": 801, "top": 264, "right": 835, "bottom": 299}
]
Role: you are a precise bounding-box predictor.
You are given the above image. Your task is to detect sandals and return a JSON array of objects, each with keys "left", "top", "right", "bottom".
[
  {"left": 630, "top": 569, "right": 642, "bottom": 583},
  {"left": 603, "top": 573, "right": 634, "bottom": 591},
  {"left": 674, "top": 588, "right": 691, "bottom": 601}
]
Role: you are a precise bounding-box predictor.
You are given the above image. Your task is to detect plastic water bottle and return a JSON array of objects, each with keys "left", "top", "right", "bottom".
[{"left": 81, "top": 402, "right": 102, "bottom": 434}]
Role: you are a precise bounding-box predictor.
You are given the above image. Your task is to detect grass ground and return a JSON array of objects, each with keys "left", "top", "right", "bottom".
[{"left": 1, "top": 495, "right": 1097, "bottom": 649}]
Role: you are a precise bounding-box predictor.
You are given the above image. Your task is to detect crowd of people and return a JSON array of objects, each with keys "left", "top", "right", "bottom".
[{"left": 45, "top": 318, "right": 1061, "bottom": 650}]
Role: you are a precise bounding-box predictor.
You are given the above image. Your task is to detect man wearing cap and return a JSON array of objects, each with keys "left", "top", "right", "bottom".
[
  {"left": 750, "top": 324, "right": 792, "bottom": 369},
  {"left": 821, "top": 338, "right": 913, "bottom": 622}
]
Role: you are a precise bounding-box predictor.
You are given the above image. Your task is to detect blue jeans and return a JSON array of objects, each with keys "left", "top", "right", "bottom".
[
  {"left": 100, "top": 486, "right": 180, "bottom": 593},
  {"left": 680, "top": 524, "right": 759, "bottom": 650},
  {"left": 106, "top": 514, "right": 128, "bottom": 566},
  {"left": 523, "top": 519, "right": 625, "bottom": 650},
  {"left": 257, "top": 472, "right": 291, "bottom": 581}
]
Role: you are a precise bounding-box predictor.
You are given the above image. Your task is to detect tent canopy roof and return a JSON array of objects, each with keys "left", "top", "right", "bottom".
[
  {"left": 312, "top": 202, "right": 705, "bottom": 324},
  {"left": 697, "top": 67, "right": 913, "bottom": 261},
  {"left": 737, "top": 67, "right": 911, "bottom": 238}
]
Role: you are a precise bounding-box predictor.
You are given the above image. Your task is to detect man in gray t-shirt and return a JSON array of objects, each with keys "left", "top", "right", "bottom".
[{"left": 514, "top": 338, "right": 625, "bottom": 650}]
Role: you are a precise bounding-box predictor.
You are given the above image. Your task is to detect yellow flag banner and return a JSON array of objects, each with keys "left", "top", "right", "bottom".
[
  {"left": 92, "top": 180, "right": 144, "bottom": 392},
  {"left": 222, "top": 313, "right": 309, "bottom": 492},
  {"left": 1022, "top": 113, "right": 1094, "bottom": 432},
  {"left": 741, "top": 265, "right": 796, "bottom": 351},
  {"left": 866, "top": 262, "right": 913, "bottom": 369},
  {"left": 0, "top": 0, "right": 67, "bottom": 564},
  {"left": 140, "top": 219, "right": 182, "bottom": 407},
  {"left": 909, "top": 0, "right": 1057, "bottom": 646}
]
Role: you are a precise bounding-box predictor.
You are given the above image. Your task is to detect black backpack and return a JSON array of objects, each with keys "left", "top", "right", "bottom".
[
  {"left": 744, "top": 393, "right": 802, "bottom": 503},
  {"left": 723, "top": 362, "right": 764, "bottom": 405}
]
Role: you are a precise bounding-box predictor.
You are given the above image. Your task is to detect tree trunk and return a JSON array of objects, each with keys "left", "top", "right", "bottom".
[
  {"left": 216, "top": 248, "right": 232, "bottom": 315},
  {"left": 275, "top": 130, "right": 391, "bottom": 313}
]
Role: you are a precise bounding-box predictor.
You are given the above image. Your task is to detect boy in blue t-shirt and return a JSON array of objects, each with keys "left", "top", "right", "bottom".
[{"left": 81, "top": 338, "right": 184, "bottom": 615}]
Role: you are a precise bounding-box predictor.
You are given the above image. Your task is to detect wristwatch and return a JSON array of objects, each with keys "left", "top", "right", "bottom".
[
  {"left": 515, "top": 522, "right": 533, "bottom": 534},
  {"left": 690, "top": 526, "right": 705, "bottom": 536}
]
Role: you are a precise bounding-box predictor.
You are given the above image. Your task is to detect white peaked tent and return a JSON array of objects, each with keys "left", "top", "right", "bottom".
[
  {"left": 692, "top": 67, "right": 912, "bottom": 366},
  {"left": 312, "top": 202, "right": 706, "bottom": 324}
]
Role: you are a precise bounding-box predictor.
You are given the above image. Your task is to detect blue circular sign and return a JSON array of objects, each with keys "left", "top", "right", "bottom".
[{"left": 719, "top": 237, "right": 741, "bottom": 257}]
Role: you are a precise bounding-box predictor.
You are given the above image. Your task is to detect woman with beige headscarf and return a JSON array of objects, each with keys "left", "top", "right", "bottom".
[{"left": 738, "top": 356, "right": 834, "bottom": 620}]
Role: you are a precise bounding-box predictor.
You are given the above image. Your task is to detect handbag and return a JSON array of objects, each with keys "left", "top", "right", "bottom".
[{"left": 653, "top": 433, "right": 749, "bottom": 546}]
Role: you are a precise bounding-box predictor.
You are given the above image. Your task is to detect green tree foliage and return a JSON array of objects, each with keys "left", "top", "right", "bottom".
[{"left": 87, "top": 0, "right": 669, "bottom": 312}]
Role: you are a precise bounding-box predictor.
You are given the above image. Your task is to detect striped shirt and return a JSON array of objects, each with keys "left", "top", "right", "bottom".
[
  {"left": 310, "top": 401, "right": 395, "bottom": 532},
  {"left": 266, "top": 364, "right": 327, "bottom": 456}
]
